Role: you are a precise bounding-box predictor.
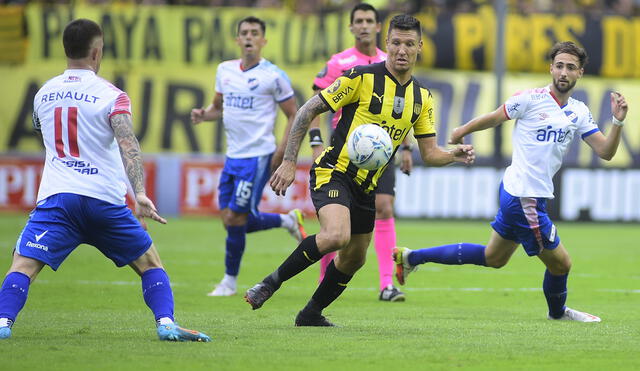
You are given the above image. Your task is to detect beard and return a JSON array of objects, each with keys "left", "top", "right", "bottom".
[{"left": 553, "top": 79, "right": 576, "bottom": 93}]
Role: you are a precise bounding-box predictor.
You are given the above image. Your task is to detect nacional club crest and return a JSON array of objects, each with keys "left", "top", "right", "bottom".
[
  {"left": 393, "top": 96, "right": 405, "bottom": 115},
  {"left": 248, "top": 77, "right": 259, "bottom": 91}
]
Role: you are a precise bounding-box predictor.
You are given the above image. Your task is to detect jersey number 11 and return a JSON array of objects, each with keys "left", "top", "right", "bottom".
[{"left": 54, "top": 106, "right": 79, "bottom": 158}]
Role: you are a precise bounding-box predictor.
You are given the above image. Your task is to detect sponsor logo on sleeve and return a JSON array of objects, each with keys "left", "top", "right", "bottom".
[{"left": 327, "top": 79, "right": 342, "bottom": 94}]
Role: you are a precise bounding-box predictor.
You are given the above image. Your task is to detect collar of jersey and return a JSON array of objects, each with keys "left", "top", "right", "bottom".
[
  {"left": 382, "top": 63, "right": 414, "bottom": 87},
  {"left": 64, "top": 68, "right": 96, "bottom": 75},
  {"left": 239, "top": 58, "right": 263, "bottom": 72}
]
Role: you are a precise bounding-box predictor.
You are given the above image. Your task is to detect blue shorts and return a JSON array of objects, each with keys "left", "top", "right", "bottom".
[
  {"left": 14, "top": 193, "right": 152, "bottom": 270},
  {"left": 490, "top": 183, "right": 560, "bottom": 256},
  {"left": 218, "top": 154, "right": 272, "bottom": 215}
]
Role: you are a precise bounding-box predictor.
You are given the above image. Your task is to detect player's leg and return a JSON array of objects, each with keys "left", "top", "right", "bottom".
[
  {"left": 538, "top": 242, "right": 600, "bottom": 322},
  {"left": 296, "top": 232, "right": 371, "bottom": 326},
  {"left": 85, "top": 197, "right": 209, "bottom": 342},
  {"left": 245, "top": 203, "right": 351, "bottom": 310},
  {"left": 0, "top": 253, "right": 45, "bottom": 339},
  {"left": 212, "top": 208, "right": 248, "bottom": 296},
  {"left": 295, "top": 185, "right": 375, "bottom": 326},
  {"left": 128, "top": 245, "right": 210, "bottom": 341}
]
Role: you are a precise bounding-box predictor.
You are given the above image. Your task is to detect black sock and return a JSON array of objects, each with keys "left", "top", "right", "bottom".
[
  {"left": 263, "top": 235, "right": 323, "bottom": 289},
  {"left": 302, "top": 260, "right": 353, "bottom": 315}
]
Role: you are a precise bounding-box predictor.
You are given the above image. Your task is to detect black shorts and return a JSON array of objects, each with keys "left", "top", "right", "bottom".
[
  {"left": 310, "top": 171, "right": 375, "bottom": 234},
  {"left": 375, "top": 161, "right": 396, "bottom": 196}
]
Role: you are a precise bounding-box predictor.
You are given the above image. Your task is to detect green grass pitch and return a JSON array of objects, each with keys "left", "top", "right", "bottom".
[{"left": 0, "top": 213, "right": 638, "bottom": 370}]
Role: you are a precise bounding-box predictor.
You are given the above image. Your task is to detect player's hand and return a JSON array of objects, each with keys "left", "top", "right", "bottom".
[
  {"left": 135, "top": 193, "right": 167, "bottom": 229},
  {"left": 611, "top": 92, "right": 628, "bottom": 122},
  {"left": 449, "top": 126, "right": 466, "bottom": 145},
  {"left": 451, "top": 144, "right": 475, "bottom": 165},
  {"left": 190, "top": 108, "right": 205, "bottom": 125},
  {"left": 400, "top": 148, "right": 413, "bottom": 175},
  {"left": 269, "top": 160, "right": 296, "bottom": 196},
  {"left": 312, "top": 145, "right": 325, "bottom": 161}
]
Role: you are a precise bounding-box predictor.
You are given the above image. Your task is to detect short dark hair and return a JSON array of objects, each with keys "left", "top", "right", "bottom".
[
  {"left": 350, "top": 3, "right": 379, "bottom": 24},
  {"left": 387, "top": 14, "right": 421, "bottom": 39},
  {"left": 237, "top": 16, "right": 266, "bottom": 36},
  {"left": 549, "top": 41, "right": 588, "bottom": 68},
  {"left": 63, "top": 19, "right": 103, "bottom": 59}
]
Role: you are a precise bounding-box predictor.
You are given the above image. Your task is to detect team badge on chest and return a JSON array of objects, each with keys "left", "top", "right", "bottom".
[
  {"left": 393, "top": 97, "right": 405, "bottom": 115},
  {"left": 247, "top": 77, "right": 259, "bottom": 91}
]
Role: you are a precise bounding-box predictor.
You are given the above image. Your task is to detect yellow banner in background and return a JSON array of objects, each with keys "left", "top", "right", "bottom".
[{"left": 2, "top": 4, "right": 639, "bottom": 168}]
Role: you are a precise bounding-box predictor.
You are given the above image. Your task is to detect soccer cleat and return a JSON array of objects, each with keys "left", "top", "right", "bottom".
[
  {"left": 286, "top": 209, "right": 307, "bottom": 243},
  {"left": 206, "top": 283, "right": 236, "bottom": 297},
  {"left": 244, "top": 282, "right": 276, "bottom": 310},
  {"left": 379, "top": 285, "right": 406, "bottom": 302},
  {"left": 548, "top": 307, "right": 601, "bottom": 322},
  {"left": 0, "top": 319, "right": 13, "bottom": 339},
  {"left": 393, "top": 247, "right": 417, "bottom": 285},
  {"left": 295, "top": 310, "right": 336, "bottom": 327},
  {"left": 157, "top": 323, "right": 211, "bottom": 342},
  {"left": 0, "top": 327, "right": 11, "bottom": 339}
]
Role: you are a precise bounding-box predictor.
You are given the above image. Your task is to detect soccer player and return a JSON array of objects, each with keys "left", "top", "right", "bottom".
[
  {"left": 245, "top": 15, "right": 475, "bottom": 326},
  {"left": 393, "top": 41, "right": 629, "bottom": 322},
  {"left": 190, "top": 16, "right": 307, "bottom": 297},
  {"left": 0, "top": 19, "right": 210, "bottom": 341},
  {"left": 310, "top": 3, "right": 412, "bottom": 302}
]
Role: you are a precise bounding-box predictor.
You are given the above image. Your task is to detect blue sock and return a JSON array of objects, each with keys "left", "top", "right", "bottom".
[
  {"left": 246, "top": 213, "right": 281, "bottom": 233},
  {"left": 408, "top": 243, "right": 487, "bottom": 266},
  {"left": 141, "top": 268, "right": 174, "bottom": 322},
  {"left": 0, "top": 272, "right": 31, "bottom": 323},
  {"left": 543, "top": 269, "right": 568, "bottom": 319},
  {"left": 225, "top": 224, "right": 247, "bottom": 276}
]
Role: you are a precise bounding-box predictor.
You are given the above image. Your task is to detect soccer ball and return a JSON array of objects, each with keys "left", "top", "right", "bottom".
[{"left": 347, "top": 124, "right": 393, "bottom": 171}]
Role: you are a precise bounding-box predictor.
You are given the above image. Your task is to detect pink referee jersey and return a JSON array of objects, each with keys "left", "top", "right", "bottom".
[
  {"left": 33, "top": 69, "right": 133, "bottom": 205},
  {"left": 313, "top": 47, "right": 386, "bottom": 128}
]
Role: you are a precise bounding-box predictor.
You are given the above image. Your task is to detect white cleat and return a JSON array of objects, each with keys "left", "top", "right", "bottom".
[
  {"left": 206, "top": 284, "right": 236, "bottom": 297},
  {"left": 285, "top": 209, "right": 307, "bottom": 243},
  {"left": 548, "top": 307, "right": 601, "bottom": 322},
  {"left": 392, "top": 247, "right": 417, "bottom": 286}
]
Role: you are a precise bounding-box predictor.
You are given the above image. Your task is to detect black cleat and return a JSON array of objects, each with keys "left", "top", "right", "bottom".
[
  {"left": 295, "top": 310, "right": 336, "bottom": 327},
  {"left": 379, "top": 285, "right": 406, "bottom": 302},
  {"left": 244, "top": 282, "right": 276, "bottom": 310}
]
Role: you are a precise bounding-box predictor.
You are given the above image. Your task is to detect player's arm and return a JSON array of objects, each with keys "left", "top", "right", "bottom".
[
  {"left": 584, "top": 92, "right": 628, "bottom": 161},
  {"left": 417, "top": 136, "right": 475, "bottom": 166},
  {"left": 272, "top": 96, "right": 298, "bottom": 172},
  {"left": 191, "top": 93, "right": 223, "bottom": 124},
  {"left": 449, "top": 106, "right": 509, "bottom": 144},
  {"left": 269, "top": 95, "right": 330, "bottom": 196},
  {"left": 110, "top": 113, "right": 167, "bottom": 226},
  {"left": 309, "top": 87, "right": 325, "bottom": 160}
]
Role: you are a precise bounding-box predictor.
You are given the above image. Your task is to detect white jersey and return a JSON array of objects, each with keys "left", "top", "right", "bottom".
[
  {"left": 33, "top": 69, "right": 132, "bottom": 205},
  {"left": 502, "top": 85, "right": 599, "bottom": 198},
  {"left": 215, "top": 58, "right": 294, "bottom": 158}
]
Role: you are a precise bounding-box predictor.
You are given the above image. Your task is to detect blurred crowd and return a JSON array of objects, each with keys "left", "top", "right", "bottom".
[{"left": 0, "top": 0, "right": 639, "bottom": 16}]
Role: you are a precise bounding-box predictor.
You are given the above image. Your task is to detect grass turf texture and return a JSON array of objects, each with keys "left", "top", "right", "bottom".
[{"left": 0, "top": 213, "right": 638, "bottom": 370}]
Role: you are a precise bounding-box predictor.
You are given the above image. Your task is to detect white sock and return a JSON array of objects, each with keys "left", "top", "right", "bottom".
[
  {"left": 221, "top": 274, "right": 237, "bottom": 288},
  {"left": 158, "top": 317, "right": 173, "bottom": 325},
  {"left": 0, "top": 318, "right": 10, "bottom": 327},
  {"left": 280, "top": 213, "right": 294, "bottom": 230}
]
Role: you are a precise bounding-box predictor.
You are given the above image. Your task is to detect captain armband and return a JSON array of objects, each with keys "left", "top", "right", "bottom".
[
  {"left": 309, "top": 128, "right": 324, "bottom": 146},
  {"left": 612, "top": 117, "right": 625, "bottom": 127}
]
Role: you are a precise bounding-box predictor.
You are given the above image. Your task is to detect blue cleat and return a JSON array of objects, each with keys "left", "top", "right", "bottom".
[
  {"left": 0, "top": 326, "right": 11, "bottom": 339},
  {"left": 157, "top": 323, "right": 211, "bottom": 342}
]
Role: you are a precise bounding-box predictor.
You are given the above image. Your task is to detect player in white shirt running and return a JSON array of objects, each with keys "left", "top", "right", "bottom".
[
  {"left": 0, "top": 19, "right": 209, "bottom": 341},
  {"left": 393, "top": 41, "right": 628, "bottom": 322},
  {"left": 190, "top": 16, "right": 306, "bottom": 297}
]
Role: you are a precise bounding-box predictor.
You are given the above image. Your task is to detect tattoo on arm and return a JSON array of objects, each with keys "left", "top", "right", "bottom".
[
  {"left": 110, "top": 113, "right": 145, "bottom": 194},
  {"left": 284, "top": 95, "right": 329, "bottom": 162}
]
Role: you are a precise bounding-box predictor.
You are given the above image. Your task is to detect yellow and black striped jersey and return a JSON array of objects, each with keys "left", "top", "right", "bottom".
[{"left": 313, "top": 62, "right": 436, "bottom": 193}]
